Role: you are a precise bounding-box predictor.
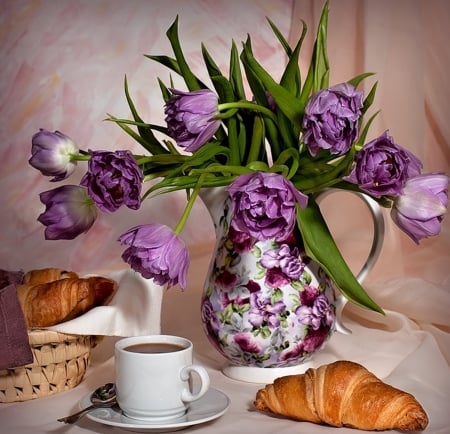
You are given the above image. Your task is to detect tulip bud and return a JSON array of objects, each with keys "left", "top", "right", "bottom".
[
  {"left": 391, "top": 173, "right": 449, "bottom": 243},
  {"left": 29, "top": 129, "right": 79, "bottom": 181},
  {"left": 164, "top": 89, "right": 220, "bottom": 152},
  {"left": 118, "top": 223, "right": 190, "bottom": 290},
  {"left": 38, "top": 185, "right": 97, "bottom": 240}
]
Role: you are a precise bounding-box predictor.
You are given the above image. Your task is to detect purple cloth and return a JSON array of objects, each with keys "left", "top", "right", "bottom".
[{"left": 0, "top": 270, "right": 33, "bottom": 370}]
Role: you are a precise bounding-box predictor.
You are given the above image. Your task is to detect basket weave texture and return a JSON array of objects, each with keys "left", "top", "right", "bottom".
[{"left": 0, "top": 329, "right": 96, "bottom": 402}]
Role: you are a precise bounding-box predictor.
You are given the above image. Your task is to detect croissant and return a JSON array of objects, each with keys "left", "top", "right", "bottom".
[
  {"left": 17, "top": 275, "right": 117, "bottom": 327},
  {"left": 254, "top": 360, "right": 428, "bottom": 431},
  {"left": 22, "top": 267, "right": 79, "bottom": 284}
]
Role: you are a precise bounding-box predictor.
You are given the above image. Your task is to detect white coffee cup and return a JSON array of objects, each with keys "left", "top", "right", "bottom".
[{"left": 115, "top": 335, "right": 210, "bottom": 422}]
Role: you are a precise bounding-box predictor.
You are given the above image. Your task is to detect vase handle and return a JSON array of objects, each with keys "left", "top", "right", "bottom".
[{"left": 316, "top": 189, "right": 385, "bottom": 334}]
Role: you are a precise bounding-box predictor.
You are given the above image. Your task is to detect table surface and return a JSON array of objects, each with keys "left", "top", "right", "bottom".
[{"left": 1, "top": 253, "right": 449, "bottom": 434}]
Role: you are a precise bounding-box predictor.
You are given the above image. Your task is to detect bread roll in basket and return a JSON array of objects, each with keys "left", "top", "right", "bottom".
[{"left": 0, "top": 268, "right": 117, "bottom": 402}]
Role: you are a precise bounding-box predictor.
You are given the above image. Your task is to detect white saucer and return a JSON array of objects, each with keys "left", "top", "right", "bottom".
[{"left": 79, "top": 388, "right": 230, "bottom": 433}]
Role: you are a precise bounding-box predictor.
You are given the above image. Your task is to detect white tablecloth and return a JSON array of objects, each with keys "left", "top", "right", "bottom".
[{"left": 1, "top": 251, "right": 449, "bottom": 434}]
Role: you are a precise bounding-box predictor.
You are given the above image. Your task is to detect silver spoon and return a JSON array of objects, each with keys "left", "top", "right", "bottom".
[{"left": 57, "top": 382, "right": 116, "bottom": 424}]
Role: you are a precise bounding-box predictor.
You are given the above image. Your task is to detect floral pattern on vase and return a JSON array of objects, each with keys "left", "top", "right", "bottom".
[{"left": 201, "top": 195, "right": 337, "bottom": 368}]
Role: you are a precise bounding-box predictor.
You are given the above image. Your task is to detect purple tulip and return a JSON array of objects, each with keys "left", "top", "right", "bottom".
[
  {"left": 302, "top": 83, "right": 364, "bottom": 156},
  {"left": 227, "top": 172, "right": 308, "bottom": 242},
  {"left": 38, "top": 185, "right": 97, "bottom": 240},
  {"left": 391, "top": 173, "right": 449, "bottom": 243},
  {"left": 80, "top": 150, "right": 143, "bottom": 213},
  {"left": 345, "top": 131, "right": 422, "bottom": 197},
  {"left": 118, "top": 223, "right": 189, "bottom": 290},
  {"left": 164, "top": 88, "right": 220, "bottom": 152},
  {"left": 29, "top": 129, "right": 78, "bottom": 181}
]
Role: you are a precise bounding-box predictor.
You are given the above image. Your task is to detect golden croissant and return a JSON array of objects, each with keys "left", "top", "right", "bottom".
[
  {"left": 17, "top": 268, "right": 117, "bottom": 327},
  {"left": 22, "top": 267, "right": 79, "bottom": 285},
  {"left": 254, "top": 360, "right": 428, "bottom": 431}
]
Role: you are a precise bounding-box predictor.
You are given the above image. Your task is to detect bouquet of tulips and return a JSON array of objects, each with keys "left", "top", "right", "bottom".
[{"left": 29, "top": 2, "right": 448, "bottom": 314}]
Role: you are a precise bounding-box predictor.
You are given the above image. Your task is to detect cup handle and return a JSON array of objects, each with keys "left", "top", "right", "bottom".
[
  {"left": 180, "top": 365, "right": 210, "bottom": 403},
  {"left": 316, "top": 189, "right": 385, "bottom": 334}
]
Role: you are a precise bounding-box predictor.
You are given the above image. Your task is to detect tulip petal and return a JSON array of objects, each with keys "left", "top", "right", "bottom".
[
  {"left": 391, "top": 173, "right": 449, "bottom": 243},
  {"left": 38, "top": 185, "right": 97, "bottom": 240},
  {"left": 118, "top": 223, "right": 189, "bottom": 290}
]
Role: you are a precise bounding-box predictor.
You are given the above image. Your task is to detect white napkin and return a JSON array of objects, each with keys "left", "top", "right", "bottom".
[{"left": 47, "top": 269, "right": 164, "bottom": 337}]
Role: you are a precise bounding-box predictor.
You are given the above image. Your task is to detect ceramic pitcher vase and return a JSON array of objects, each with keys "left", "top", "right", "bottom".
[{"left": 200, "top": 187, "right": 384, "bottom": 383}]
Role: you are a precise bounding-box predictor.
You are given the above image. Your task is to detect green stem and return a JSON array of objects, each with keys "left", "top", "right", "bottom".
[
  {"left": 70, "top": 153, "right": 90, "bottom": 162},
  {"left": 247, "top": 115, "right": 265, "bottom": 164},
  {"left": 173, "top": 175, "right": 205, "bottom": 235},
  {"left": 189, "top": 164, "right": 253, "bottom": 177},
  {"left": 214, "top": 108, "right": 238, "bottom": 120},
  {"left": 218, "top": 101, "right": 278, "bottom": 123}
]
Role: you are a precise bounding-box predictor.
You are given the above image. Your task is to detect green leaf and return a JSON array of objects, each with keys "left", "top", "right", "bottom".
[
  {"left": 298, "top": 2, "right": 330, "bottom": 108},
  {"left": 240, "top": 40, "right": 303, "bottom": 124},
  {"left": 229, "top": 41, "right": 246, "bottom": 100},
  {"left": 296, "top": 200, "right": 384, "bottom": 314},
  {"left": 165, "top": 16, "right": 202, "bottom": 91},
  {"left": 210, "top": 75, "right": 234, "bottom": 103},
  {"left": 266, "top": 17, "right": 293, "bottom": 56},
  {"left": 293, "top": 150, "right": 355, "bottom": 193},
  {"left": 105, "top": 117, "right": 167, "bottom": 135},
  {"left": 210, "top": 75, "right": 241, "bottom": 164},
  {"left": 201, "top": 43, "right": 223, "bottom": 79},
  {"left": 107, "top": 115, "right": 163, "bottom": 155},
  {"left": 347, "top": 72, "right": 375, "bottom": 89},
  {"left": 362, "top": 81, "right": 378, "bottom": 115},
  {"left": 142, "top": 173, "right": 234, "bottom": 199},
  {"left": 275, "top": 19, "right": 306, "bottom": 97},
  {"left": 156, "top": 78, "right": 171, "bottom": 102},
  {"left": 272, "top": 148, "right": 300, "bottom": 179},
  {"left": 356, "top": 110, "right": 380, "bottom": 148},
  {"left": 262, "top": 116, "right": 281, "bottom": 159},
  {"left": 181, "top": 142, "right": 230, "bottom": 172},
  {"left": 275, "top": 110, "right": 298, "bottom": 149},
  {"left": 298, "top": 61, "right": 313, "bottom": 111},
  {"left": 122, "top": 77, "right": 169, "bottom": 155},
  {"left": 144, "top": 54, "right": 181, "bottom": 75},
  {"left": 246, "top": 115, "right": 264, "bottom": 163},
  {"left": 240, "top": 37, "right": 268, "bottom": 105},
  {"left": 312, "top": 2, "right": 330, "bottom": 91}
]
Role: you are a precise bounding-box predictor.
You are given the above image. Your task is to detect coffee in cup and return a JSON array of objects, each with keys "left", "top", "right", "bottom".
[{"left": 115, "top": 335, "right": 210, "bottom": 422}]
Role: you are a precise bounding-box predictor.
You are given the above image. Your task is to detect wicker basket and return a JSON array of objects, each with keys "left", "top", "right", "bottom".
[{"left": 0, "top": 329, "right": 97, "bottom": 403}]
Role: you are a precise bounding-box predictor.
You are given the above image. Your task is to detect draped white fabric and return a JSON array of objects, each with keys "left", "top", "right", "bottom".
[{"left": 0, "top": 1, "right": 449, "bottom": 432}]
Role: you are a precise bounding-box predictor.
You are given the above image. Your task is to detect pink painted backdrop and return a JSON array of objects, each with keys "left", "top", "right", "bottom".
[{"left": 0, "top": 0, "right": 292, "bottom": 273}]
